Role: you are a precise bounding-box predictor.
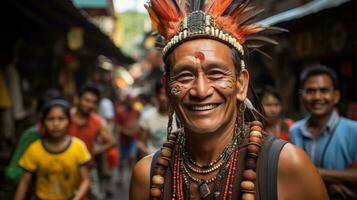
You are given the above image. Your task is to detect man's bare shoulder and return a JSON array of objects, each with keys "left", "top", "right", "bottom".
[
  {"left": 130, "top": 154, "right": 154, "bottom": 200},
  {"left": 277, "top": 143, "right": 328, "bottom": 199},
  {"left": 279, "top": 143, "right": 311, "bottom": 172}
]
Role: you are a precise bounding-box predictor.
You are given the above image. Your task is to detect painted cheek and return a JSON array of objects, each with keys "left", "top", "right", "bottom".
[
  {"left": 170, "top": 82, "right": 188, "bottom": 97},
  {"left": 215, "top": 75, "right": 235, "bottom": 90}
]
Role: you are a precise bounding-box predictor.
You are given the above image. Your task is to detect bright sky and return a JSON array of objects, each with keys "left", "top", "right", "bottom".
[{"left": 114, "top": 0, "right": 147, "bottom": 13}]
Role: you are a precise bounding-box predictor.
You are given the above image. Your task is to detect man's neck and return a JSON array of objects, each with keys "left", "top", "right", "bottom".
[
  {"left": 184, "top": 120, "right": 235, "bottom": 166},
  {"left": 74, "top": 109, "right": 89, "bottom": 125},
  {"left": 308, "top": 111, "right": 333, "bottom": 138}
]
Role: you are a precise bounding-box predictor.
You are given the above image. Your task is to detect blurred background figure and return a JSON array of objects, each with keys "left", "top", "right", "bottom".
[
  {"left": 14, "top": 99, "right": 90, "bottom": 200},
  {"left": 257, "top": 86, "right": 293, "bottom": 141},
  {"left": 5, "top": 89, "right": 62, "bottom": 185},
  {"left": 98, "top": 86, "right": 119, "bottom": 198},
  {"left": 290, "top": 65, "right": 357, "bottom": 200},
  {"left": 69, "top": 84, "right": 116, "bottom": 200},
  {"left": 115, "top": 94, "right": 140, "bottom": 186},
  {"left": 137, "top": 80, "right": 174, "bottom": 156}
]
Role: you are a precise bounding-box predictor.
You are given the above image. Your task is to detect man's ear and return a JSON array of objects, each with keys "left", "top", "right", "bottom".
[
  {"left": 236, "top": 69, "right": 249, "bottom": 101},
  {"left": 333, "top": 90, "right": 341, "bottom": 105}
]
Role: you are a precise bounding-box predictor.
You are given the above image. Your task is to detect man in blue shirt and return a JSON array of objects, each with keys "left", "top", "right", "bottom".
[{"left": 290, "top": 65, "right": 357, "bottom": 199}]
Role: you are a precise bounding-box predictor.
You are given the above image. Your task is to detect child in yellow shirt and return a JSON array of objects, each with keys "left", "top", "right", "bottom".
[{"left": 14, "top": 99, "right": 91, "bottom": 200}]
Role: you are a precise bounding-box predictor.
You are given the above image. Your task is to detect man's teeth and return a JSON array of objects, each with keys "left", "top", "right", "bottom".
[{"left": 190, "top": 104, "right": 218, "bottom": 111}]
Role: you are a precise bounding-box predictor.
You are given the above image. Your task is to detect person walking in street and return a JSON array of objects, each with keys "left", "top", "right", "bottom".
[
  {"left": 137, "top": 80, "right": 174, "bottom": 156},
  {"left": 69, "top": 84, "right": 116, "bottom": 200},
  {"left": 14, "top": 99, "right": 91, "bottom": 200},
  {"left": 98, "top": 87, "right": 119, "bottom": 198},
  {"left": 130, "top": 0, "right": 328, "bottom": 199},
  {"left": 290, "top": 65, "right": 357, "bottom": 199}
]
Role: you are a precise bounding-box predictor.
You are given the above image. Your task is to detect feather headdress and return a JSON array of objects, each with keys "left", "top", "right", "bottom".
[{"left": 145, "top": 0, "right": 284, "bottom": 66}]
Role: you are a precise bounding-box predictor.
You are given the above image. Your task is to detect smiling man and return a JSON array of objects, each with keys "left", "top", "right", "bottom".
[
  {"left": 130, "top": 0, "right": 328, "bottom": 199},
  {"left": 290, "top": 65, "right": 357, "bottom": 199}
]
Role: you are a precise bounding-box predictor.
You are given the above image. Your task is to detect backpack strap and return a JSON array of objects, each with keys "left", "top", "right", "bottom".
[
  {"left": 149, "top": 151, "right": 161, "bottom": 200},
  {"left": 257, "top": 135, "right": 288, "bottom": 200}
]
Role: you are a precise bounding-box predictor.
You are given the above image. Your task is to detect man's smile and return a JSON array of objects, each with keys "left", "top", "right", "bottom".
[{"left": 186, "top": 103, "right": 221, "bottom": 112}]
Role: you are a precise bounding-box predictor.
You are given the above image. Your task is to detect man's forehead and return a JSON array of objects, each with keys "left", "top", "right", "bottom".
[
  {"left": 171, "top": 40, "right": 232, "bottom": 61},
  {"left": 304, "top": 74, "right": 334, "bottom": 87}
]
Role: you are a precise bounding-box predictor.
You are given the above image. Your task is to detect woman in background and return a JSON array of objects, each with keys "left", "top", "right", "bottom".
[{"left": 257, "top": 86, "right": 293, "bottom": 141}]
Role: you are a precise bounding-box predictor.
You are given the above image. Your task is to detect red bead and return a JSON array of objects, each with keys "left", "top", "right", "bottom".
[
  {"left": 229, "top": 184, "right": 233, "bottom": 188},
  {"left": 163, "top": 141, "right": 174, "bottom": 148},
  {"left": 243, "top": 169, "right": 256, "bottom": 181},
  {"left": 157, "top": 158, "right": 169, "bottom": 167},
  {"left": 150, "top": 187, "right": 162, "bottom": 197},
  {"left": 247, "top": 144, "right": 261, "bottom": 154},
  {"left": 250, "top": 126, "right": 262, "bottom": 132},
  {"left": 250, "top": 121, "right": 263, "bottom": 127}
]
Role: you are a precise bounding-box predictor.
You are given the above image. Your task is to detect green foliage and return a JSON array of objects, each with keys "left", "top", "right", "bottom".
[{"left": 118, "top": 11, "right": 149, "bottom": 57}]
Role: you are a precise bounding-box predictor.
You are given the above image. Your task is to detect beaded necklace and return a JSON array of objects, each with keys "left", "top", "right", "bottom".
[{"left": 150, "top": 121, "right": 264, "bottom": 200}]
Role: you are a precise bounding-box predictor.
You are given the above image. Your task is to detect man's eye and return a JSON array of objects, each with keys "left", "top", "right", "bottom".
[
  {"left": 177, "top": 73, "right": 194, "bottom": 81},
  {"left": 304, "top": 89, "right": 315, "bottom": 94},
  {"left": 207, "top": 71, "right": 225, "bottom": 79},
  {"left": 320, "top": 88, "right": 331, "bottom": 94}
]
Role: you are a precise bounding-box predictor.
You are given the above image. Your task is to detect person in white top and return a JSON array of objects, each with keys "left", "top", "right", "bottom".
[{"left": 138, "top": 81, "right": 175, "bottom": 155}]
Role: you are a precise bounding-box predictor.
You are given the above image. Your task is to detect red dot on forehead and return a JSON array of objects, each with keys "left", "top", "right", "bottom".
[{"left": 194, "top": 51, "right": 205, "bottom": 64}]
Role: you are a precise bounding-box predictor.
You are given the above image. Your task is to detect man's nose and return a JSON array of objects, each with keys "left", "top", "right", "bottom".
[
  {"left": 312, "top": 90, "right": 323, "bottom": 99},
  {"left": 189, "top": 73, "right": 214, "bottom": 99}
]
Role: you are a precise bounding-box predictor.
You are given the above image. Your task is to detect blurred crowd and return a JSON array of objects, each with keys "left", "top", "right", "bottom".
[{"left": 4, "top": 59, "right": 356, "bottom": 200}]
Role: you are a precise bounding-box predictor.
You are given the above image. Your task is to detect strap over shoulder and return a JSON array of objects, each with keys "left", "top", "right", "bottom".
[
  {"left": 257, "top": 135, "right": 288, "bottom": 200},
  {"left": 149, "top": 151, "right": 161, "bottom": 200}
]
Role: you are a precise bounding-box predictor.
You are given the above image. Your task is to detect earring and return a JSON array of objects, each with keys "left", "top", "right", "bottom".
[
  {"left": 237, "top": 101, "right": 246, "bottom": 142},
  {"left": 167, "top": 106, "right": 174, "bottom": 139}
]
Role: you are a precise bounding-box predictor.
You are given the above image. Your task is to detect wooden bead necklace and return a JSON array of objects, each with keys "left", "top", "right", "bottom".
[
  {"left": 150, "top": 121, "right": 264, "bottom": 200},
  {"left": 184, "top": 159, "right": 225, "bottom": 174},
  {"left": 182, "top": 130, "right": 238, "bottom": 170}
]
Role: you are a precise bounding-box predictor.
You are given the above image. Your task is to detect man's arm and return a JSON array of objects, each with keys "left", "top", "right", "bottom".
[
  {"left": 93, "top": 120, "right": 116, "bottom": 156},
  {"left": 130, "top": 155, "right": 153, "bottom": 200},
  {"left": 14, "top": 171, "right": 32, "bottom": 200},
  {"left": 278, "top": 143, "right": 328, "bottom": 200},
  {"left": 319, "top": 168, "right": 357, "bottom": 186},
  {"left": 73, "top": 166, "right": 90, "bottom": 200},
  {"left": 319, "top": 168, "right": 357, "bottom": 200}
]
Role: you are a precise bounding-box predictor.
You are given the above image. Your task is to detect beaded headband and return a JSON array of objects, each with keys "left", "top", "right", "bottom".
[
  {"left": 145, "top": 0, "right": 282, "bottom": 68},
  {"left": 162, "top": 10, "right": 246, "bottom": 68}
]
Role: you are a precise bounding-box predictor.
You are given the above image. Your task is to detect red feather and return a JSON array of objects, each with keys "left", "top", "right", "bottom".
[
  {"left": 151, "top": 0, "right": 180, "bottom": 21},
  {"left": 206, "top": 0, "right": 234, "bottom": 17}
]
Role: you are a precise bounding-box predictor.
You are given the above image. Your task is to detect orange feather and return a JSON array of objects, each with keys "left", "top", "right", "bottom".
[
  {"left": 145, "top": 5, "right": 161, "bottom": 30},
  {"left": 206, "top": 0, "right": 233, "bottom": 17},
  {"left": 151, "top": 0, "right": 180, "bottom": 21}
]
